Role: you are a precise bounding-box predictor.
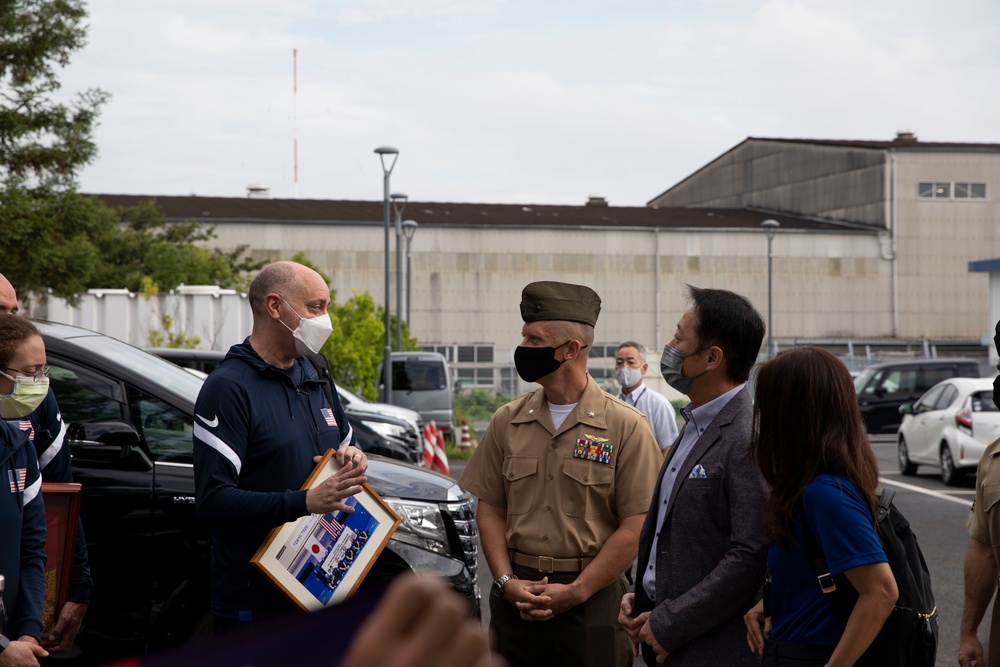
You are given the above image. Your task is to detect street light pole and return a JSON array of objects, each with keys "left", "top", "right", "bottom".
[
  {"left": 402, "top": 220, "right": 419, "bottom": 325},
  {"left": 375, "top": 146, "right": 399, "bottom": 402},
  {"left": 391, "top": 193, "right": 408, "bottom": 351},
  {"left": 761, "top": 219, "right": 780, "bottom": 359}
]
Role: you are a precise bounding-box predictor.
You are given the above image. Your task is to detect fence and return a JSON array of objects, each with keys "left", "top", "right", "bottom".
[{"left": 43, "top": 286, "right": 253, "bottom": 351}]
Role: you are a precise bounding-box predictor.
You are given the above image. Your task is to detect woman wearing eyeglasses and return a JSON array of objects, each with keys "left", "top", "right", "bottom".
[
  {"left": 0, "top": 315, "right": 52, "bottom": 664},
  {"left": 0, "top": 315, "right": 91, "bottom": 655}
]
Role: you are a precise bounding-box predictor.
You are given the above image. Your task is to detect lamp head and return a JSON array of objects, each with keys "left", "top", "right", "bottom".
[
  {"left": 402, "top": 219, "right": 419, "bottom": 241},
  {"left": 761, "top": 219, "right": 780, "bottom": 240}
]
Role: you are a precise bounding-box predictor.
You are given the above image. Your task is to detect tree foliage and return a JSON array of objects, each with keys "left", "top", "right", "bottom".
[
  {"left": 0, "top": 0, "right": 109, "bottom": 192},
  {"left": 288, "top": 251, "right": 421, "bottom": 400},
  {"left": 90, "top": 200, "right": 262, "bottom": 293}
]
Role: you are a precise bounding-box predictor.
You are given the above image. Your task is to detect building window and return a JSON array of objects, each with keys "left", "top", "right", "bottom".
[
  {"left": 590, "top": 344, "right": 620, "bottom": 358},
  {"left": 457, "top": 368, "right": 494, "bottom": 386},
  {"left": 954, "top": 182, "right": 987, "bottom": 199},
  {"left": 918, "top": 181, "right": 986, "bottom": 200},
  {"left": 457, "top": 345, "right": 494, "bottom": 363},
  {"left": 420, "top": 345, "right": 453, "bottom": 361}
]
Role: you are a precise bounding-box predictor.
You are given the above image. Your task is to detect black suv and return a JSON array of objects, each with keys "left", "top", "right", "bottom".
[
  {"left": 147, "top": 347, "right": 424, "bottom": 465},
  {"left": 854, "top": 358, "right": 982, "bottom": 433},
  {"left": 39, "top": 322, "right": 479, "bottom": 664}
]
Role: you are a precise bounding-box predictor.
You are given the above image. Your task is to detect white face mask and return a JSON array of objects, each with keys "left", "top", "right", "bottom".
[
  {"left": 615, "top": 366, "right": 643, "bottom": 390},
  {"left": 278, "top": 296, "right": 333, "bottom": 356}
]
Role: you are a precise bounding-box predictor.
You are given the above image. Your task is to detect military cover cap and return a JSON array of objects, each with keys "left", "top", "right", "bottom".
[{"left": 520, "top": 281, "right": 601, "bottom": 327}]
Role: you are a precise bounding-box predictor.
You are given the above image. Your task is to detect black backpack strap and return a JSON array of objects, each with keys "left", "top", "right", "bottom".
[
  {"left": 800, "top": 501, "right": 855, "bottom": 630},
  {"left": 877, "top": 486, "right": 895, "bottom": 522},
  {"left": 305, "top": 352, "right": 337, "bottom": 412}
]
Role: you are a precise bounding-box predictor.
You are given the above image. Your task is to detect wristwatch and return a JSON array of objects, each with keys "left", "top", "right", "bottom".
[
  {"left": 492, "top": 573, "right": 518, "bottom": 598},
  {"left": 0, "top": 635, "right": 9, "bottom": 653}
]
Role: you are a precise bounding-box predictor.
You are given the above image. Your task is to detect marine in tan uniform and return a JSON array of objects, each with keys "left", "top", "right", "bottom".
[
  {"left": 459, "top": 281, "right": 662, "bottom": 667},
  {"left": 960, "top": 320, "right": 1000, "bottom": 667}
]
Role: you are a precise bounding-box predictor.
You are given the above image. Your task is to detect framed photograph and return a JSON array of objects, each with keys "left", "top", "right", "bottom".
[
  {"left": 40, "top": 482, "right": 82, "bottom": 647},
  {"left": 251, "top": 449, "right": 400, "bottom": 611}
]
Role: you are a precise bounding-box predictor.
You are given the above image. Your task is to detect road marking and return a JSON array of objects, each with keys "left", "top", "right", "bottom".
[{"left": 879, "top": 477, "right": 973, "bottom": 507}]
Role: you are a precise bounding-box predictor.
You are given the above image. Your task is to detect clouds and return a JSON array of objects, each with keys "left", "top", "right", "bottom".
[{"left": 60, "top": 0, "right": 1000, "bottom": 205}]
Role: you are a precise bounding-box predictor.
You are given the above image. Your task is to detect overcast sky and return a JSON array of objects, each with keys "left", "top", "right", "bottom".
[{"left": 60, "top": 0, "right": 1000, "bottom": 206}]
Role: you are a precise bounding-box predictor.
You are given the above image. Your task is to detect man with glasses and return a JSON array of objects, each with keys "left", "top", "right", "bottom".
[
  {"left": 614, "top": 341, "right": 679, "bottom": 456},
  {"left": 0, "top": 273, "right": 93, "bottom": 653}
]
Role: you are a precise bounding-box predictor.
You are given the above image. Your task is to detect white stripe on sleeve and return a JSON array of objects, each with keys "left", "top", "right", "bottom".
[
  {"left": 23, "top": 475, "right": 42, "bottom": 505},
  {"left": 340, "top": 423, "right": 354, "bottom": 449},
  {"left": 38, "top": 419, "right": 67, "bottom": 471},
  {"left": 194, "top": 423, "right": 242, "bottom": 475}
]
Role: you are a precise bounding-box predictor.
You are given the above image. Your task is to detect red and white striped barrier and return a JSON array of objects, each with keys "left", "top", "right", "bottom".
[{"left": 458, "top": 421, "right": 472, "bottom": 449}]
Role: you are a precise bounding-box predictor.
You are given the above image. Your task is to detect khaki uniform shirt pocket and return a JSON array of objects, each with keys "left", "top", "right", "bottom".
[
  {"left": 561, "top": 458, "right": 615, "bottom": 519},
  {"left": 503, "top": 456, "right": 538, "bottom": 515}
]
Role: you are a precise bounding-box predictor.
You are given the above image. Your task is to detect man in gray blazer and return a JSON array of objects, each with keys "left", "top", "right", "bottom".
[{"left": 619, "top": 285, "right": 769, "bottom": 666}]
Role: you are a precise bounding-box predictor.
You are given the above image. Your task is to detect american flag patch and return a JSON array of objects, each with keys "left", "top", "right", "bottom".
[
  {"left": 8, "top": 468, "right": 26, "bottom": 493},
  {"left": 321, "top": 408, "right": 338, "bottom": 427},
  {"left": 18, "top": 420, "right": 34, "bottom": 441}
]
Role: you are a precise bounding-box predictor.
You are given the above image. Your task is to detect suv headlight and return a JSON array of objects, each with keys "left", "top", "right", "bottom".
[
  {"left": 364, "top": 420, "right": 409, "bottom": 441},
  {"left": 384, "top": 499, "right": 449, "bottom": 556}
]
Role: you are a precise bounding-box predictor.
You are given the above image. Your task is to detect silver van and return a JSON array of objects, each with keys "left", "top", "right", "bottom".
[{"left": 386, "top": 352, "right": 454, "bottom": 434}]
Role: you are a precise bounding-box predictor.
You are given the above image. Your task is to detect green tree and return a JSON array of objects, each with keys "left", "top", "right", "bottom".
[
  {"left": 0, "top": 0, "right": 109, "bottom": 192},
  {"left": 287, "top": 255, "right": 419, "bottom": 399},
  {"left": 322, "top": 291, "right": 385, "bottom": 401},
  {"left": 90, "top": 200, "right": 261, "bottom": 292},
  {"left": 0, "top": 0, "right": 111, "bottom": 303}
]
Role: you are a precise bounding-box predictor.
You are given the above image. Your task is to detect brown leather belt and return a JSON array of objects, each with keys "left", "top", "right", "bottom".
[{"left": 510, "top": 551, "right": 594, "bottom": 573}]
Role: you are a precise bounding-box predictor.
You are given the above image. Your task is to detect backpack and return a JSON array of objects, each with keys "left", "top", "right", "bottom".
[{"left": 801, "top": 486, "right": 938, "bottom": 666}]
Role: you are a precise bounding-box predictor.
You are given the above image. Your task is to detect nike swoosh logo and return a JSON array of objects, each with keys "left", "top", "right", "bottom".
[{"left": 196, "top": 414, "right": 219, "bottom": 428}]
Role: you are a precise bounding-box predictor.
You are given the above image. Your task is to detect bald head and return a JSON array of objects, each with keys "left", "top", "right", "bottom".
[
  {"left": 0, "top": 274, "right": 18, "bottom": 315},
  {"left": 248, "top": 261, "right": 328, "bottom": 317}
]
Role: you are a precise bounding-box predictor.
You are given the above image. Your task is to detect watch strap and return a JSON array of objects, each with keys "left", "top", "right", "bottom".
[{"left": 493, "top": 573, "right": 518, "bottom": 598}]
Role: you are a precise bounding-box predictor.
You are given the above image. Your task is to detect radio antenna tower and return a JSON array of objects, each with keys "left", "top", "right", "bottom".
[{"left": 293, "top": 48, "right": 299, "bottom": 198}]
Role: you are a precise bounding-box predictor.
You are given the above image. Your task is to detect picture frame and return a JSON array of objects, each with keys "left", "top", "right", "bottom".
[
  {"left": 251, "top": 449, "right": 400, "bottom": 611},
  {"left": 40, "top": 482, "right": 82, "bottom": 647}
]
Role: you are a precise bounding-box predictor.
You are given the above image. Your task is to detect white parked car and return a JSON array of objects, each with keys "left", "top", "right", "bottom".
[{"left": 897, "top": 377, "right": 1000, "bottom": 485}]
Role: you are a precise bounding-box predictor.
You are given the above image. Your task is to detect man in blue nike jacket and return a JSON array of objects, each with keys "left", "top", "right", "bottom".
[{"left": 193, "top": 261, "right": 368, "bottom": 633}]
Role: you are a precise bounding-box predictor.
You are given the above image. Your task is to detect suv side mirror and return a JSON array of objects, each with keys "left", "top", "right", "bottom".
[
  {"left": 899, "top": 403, "right": 913, "bottom": 415},
  {"left": 874, "top": 386, "right": 887, "bottom": 397},
  {"left": 68, "top": 421, "right": 153, "bottom": 472}
]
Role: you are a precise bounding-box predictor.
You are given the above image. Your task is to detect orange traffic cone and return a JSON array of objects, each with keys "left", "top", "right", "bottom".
[
  {"left": 433, "top": 426, "right": 450, "bottom": 475},
  {"left": 459, "top": 421, "right": 472, "bottom": 449},
  {"left": 422, "top": 422, "right": 436, "bottom": 469}
]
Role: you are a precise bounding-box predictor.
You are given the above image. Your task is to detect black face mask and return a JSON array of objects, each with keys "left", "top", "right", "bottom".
[{"left": 514, "top": 340, "right": 572, "bottom": 383}]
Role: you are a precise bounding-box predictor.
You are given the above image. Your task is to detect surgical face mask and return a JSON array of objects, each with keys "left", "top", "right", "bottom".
[
  {"left": 514, "top": 341, "right": 572, "bottom": 383},
  {"left": 278, "top": 296, "right": 333, "bottom": 356},
  {"left": 0, "top": 372, "right": 49, "bottom": 418},
  {"left": 615, "top": 366, "right": 643, "bottom": 390},
  {"left": 659, "top": 343, "right": 707, "bottom": 395}
]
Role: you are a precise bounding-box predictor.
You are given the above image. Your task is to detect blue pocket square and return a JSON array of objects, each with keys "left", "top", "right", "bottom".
[{"left": 688, "top": 464, "right": 707, "bottom": 479}]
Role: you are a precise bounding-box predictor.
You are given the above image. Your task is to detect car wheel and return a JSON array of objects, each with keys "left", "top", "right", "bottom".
[
  {"left": 940, "top": 445, "right": 961, "bottom": 487},
  {"left": 898, "top": 438, "right": 917, "bottom": 476}
]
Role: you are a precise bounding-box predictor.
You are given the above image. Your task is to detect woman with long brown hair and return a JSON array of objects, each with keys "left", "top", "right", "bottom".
[{"left": 744, "top": 346, "right": 897, "bottom": 666}]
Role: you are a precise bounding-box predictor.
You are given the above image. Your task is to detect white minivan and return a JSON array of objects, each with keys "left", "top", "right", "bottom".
[{"left": 385, "top": 352, "right": 454, "bottom": 434}]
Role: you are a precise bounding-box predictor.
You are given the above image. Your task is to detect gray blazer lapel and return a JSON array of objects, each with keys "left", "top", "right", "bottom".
[{"left": 662, "top": 388, "right": 751, "bottom": 518}]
